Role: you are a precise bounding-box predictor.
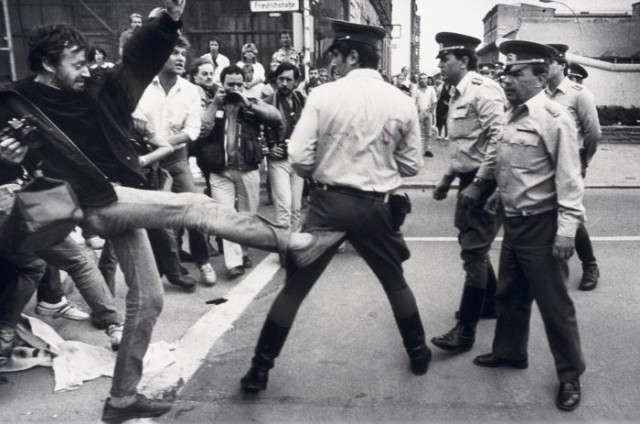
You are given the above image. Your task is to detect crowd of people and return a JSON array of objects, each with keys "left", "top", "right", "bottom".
[{"left": 0, "top": 0, "right": 602, "bottom": 421}]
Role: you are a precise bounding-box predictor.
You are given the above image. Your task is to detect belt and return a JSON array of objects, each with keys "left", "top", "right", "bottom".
[{"left": 312, "top": 182, "right": 389, "bottom": 203}]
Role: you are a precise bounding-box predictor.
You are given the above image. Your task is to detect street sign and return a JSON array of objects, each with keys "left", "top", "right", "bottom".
[{"left": 250, "top": 0, "right": 300, "bottom": 13}]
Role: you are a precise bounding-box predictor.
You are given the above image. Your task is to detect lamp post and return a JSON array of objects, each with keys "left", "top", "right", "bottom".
[{"left": 539, "top": 0, "right": 582, "bottom": 35}]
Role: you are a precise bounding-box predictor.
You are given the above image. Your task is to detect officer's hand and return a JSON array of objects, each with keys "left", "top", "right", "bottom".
[
  {"left": 270, "top": 145, "right": 286, "bottom": 159},
  {"left": 458, "top": 183, "right": 482, "bottom": 207},
  {"left": 0, "top": 136, "right": 28, "bottom": 164},
  {"left": 484, "top": 191, "right": 501, "bottom": 215},
  {"left": 581, "top": 166, "right": 587, "bottom": 179},
  {"left": 433, "top": 174, "right": 454, "bottom": 200},
  {"left": 552, "top": 235, "right": 575, "bottom": 260}
]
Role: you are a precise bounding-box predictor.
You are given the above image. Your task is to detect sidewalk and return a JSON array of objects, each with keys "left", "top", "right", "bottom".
[{"left": 402, "top": 139, "right": 640, "bottom": 189}]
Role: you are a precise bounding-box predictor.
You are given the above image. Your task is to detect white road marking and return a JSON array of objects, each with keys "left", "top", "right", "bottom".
[
  {"left": 405, "top": 236, "right": 640, "bottom": 242},
  {"left": 139, "top": 254, "right": 282, "bottom": 397}
]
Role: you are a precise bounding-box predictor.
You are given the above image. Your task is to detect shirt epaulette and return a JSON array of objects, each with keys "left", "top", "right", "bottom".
[
  {"left": 471, "top": 77, "right": 484, "bottom": 85},
  {"left": 544, "top": 103, "right": 561, "bottom": 117},
  {"left": 570, "top": 83, "right": 583, "bottom": 92}
]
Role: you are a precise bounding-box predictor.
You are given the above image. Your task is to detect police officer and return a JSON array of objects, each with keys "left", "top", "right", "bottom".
[
  {"left": 546, "top": 44, "right": 601, "bottom": 291},
  {"left": 239, "top": 19, "right": 431, "bottom": 393},
  {"left": 473, "top": 41, "right": 586, "bottom": 412},
  {"left": 431, "top": 32, "right": 506, "bottom": 353},
  {"left": 567, "top": 63, "right": 588, "bottom": 84}
]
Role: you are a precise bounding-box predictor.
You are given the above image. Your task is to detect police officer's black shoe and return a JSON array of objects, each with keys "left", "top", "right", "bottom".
[
  {"left": 407, "top": 344, "right": 432, "bottom": 375},
  {"left": 473, "top": 353, "right": 528, "bottom": 369},
  {"left": 431, "top": 323, "right": 475, "bottom": 353},
  {"left": 556, "top": 380, "right": 581, "bottom": 411},
  {"left": 240, "top": 361, "right": 270, "bottom": 393},
  {"left": 579, "top": 262, "right": 599, "bottom": 291}
]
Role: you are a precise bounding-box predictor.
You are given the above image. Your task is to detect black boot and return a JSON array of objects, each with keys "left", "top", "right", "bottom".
[
  {"left": 396, "top": 313, "right": 431, "bottom": 375},
  {"left": 240, "top": 319, "right": 290, "bottom": 393},
  {"left": 579, "top": 262, "right": 599, "bottom": 291},
  {"left": 481, "top": 265, "right": 497, "bottom": 319},
  {"left": 433, "top": 285, "right": 484, "bottom": 353}
]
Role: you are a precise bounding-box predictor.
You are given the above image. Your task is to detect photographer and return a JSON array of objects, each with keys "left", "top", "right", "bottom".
[
  {"left": 263, "top": 62, "right": 306, "bottom": 233},
  {"left": 201, "top": 64, "right": 284, "bottom": 279}
]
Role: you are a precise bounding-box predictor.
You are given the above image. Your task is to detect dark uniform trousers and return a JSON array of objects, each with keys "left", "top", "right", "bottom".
[
  {"left": 492, "top": 210, "right": 586, "bottom": 383},
  {"left": 266, "top": 186, "right": 419, "bottom": 329},
  {"left": 454, "top": 170, "right": 501, "bottom": 289}
]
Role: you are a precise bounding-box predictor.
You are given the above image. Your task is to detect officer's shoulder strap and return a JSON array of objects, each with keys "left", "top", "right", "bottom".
[{"left": 471, "top": 76, "right": 484, "bottom": 86}]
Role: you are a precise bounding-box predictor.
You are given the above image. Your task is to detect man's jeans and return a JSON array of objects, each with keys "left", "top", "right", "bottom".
[
  {"left": 163, "top": 159, "right": 210, "bottom": 265},
  {"left": 81, "top": 186, "right": 287, "bottom": 397},
  {"left": 208, "top": 169, "right": 260, "bottom": 269},
  {"left": 419, "top": 110, "right": 434, "bottom": 152},
  {"left": 268, "top": 159, "right": 303, "bottom": 230}
]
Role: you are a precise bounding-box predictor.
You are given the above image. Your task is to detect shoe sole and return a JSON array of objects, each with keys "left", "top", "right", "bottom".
[
  {"left": 35, "top": 309, "right": 90, "bottom": 321},
  {"left": 240, "top": 380, "right": 267, "bottom": 393},
  {"left": 102, "top": 409, "right": 170, "bottom": 423},
  {"left": 473, "top": 358, "right": 528, "bottom": 369},
  {"left": 556, "top": 398, "right": 580, "bottom": 411}
]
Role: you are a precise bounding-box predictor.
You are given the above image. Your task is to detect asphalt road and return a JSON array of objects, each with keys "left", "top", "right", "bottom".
[{"left": 1, "top": 188, "right": 639, "bottom": 423}]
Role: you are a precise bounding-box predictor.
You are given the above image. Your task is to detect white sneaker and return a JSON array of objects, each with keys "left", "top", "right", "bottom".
[
  {"left": 199, "top": 263, "right": 217, "bottom": 286},
  {"left": 106, "top": 324, "right": 123, "bottom": 351},
  {"left": 35, "top": 297, "right": 90, "bottom": 321},
  {"left": 85, "top": 236, "right": 105, "bottom": 250}
]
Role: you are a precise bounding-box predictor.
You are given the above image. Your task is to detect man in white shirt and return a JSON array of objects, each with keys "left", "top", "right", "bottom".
[
  {"left": 134, "top": 36, "right": 216, "bottom": 287},
  {"left": 200, "top": 38, "right": 230, "bottom": 85},
  {"left": 413, "top": 72, "right": 438, "bottom": 157}
]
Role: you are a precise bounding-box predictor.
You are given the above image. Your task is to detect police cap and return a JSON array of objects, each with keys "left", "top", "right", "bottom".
[
  {"left": 435, "top": 32, "right": 481, "bottom": 59},
  {"left": 547, "top": 44, "right": 569, "bottom": 59},
  {"left": 568, "top": 62, "right": 588, "bottom": 80},
  {"left": 328, "top": 19, "right": 386, "bottom": 49},
  {"left": 499, "top": 40, "right": 559, "bottom": 66}
]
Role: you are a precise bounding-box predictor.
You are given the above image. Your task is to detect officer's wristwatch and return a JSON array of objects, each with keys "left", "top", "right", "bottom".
[{"left": 472, "top": 176, "right": 485, "bottom": 186}]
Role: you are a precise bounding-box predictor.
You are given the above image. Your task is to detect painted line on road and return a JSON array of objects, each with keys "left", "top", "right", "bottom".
[
  {"left": 139, "top": 253, "right": 282, "bottom": 397},
  {"left": 405, "top": 236, "right": 640, "bottom": 242}
]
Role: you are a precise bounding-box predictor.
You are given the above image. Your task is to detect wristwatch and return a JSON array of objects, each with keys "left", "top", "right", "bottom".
[{"left": 472, "top": 176, "right": 485, "bottom": 186}]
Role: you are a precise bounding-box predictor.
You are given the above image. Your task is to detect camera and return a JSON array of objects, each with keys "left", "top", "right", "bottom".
[
  {"left": 0, "top": 116, "right": 43, "bottom": 148},
  {"left": 224, "top": 91, "right": 244, "bottom": 104}
]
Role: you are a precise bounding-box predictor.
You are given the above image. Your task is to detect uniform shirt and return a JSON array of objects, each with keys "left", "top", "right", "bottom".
[
  {"left": 289, "top": 68, "right": 422, "bottom": 193},
  {"left": 271, "top": 47, "right": 302, "bottom": 66},
  {"left": 496, "top": 91, "right": 584, "bottom": 238},
  {"left": 413, "top": 85, "right": 437, "bottom": 113},
  {"left": 545, "top": 76, "right": 601, "bottom": 163},
  {"left": 447, "top": 71, "right": 506, "bottom": 179},
  {"left": 200, "top": 52, "right": 230, "bottom": 85},
  {"left": 133, "top": 75, "right": 201, "bottom": 164}
]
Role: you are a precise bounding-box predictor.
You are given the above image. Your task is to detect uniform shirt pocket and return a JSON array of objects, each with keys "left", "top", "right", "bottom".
[
  {"left": 448, "top": 105, "right": 474, "bottom": 139},
  {"left": 509, "top": 131, "right": 540, "bottom": 168}
]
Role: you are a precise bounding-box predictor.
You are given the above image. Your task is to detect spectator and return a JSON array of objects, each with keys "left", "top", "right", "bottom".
[
  {"left": 297, "top": 65, "right": 321, "bottom": 96},
  {"left": 271, "top": 30, "right": 302, "bottom": 67},
  {"left": 88, "top": 46, "right": 114, "bottom": 69},
  {"left": 263, "top": 62, "right": 306, "bottom": 235},
  {"left": 133, "top": 36, "right": 216, "bottom": 287},
  {"left": 413, "top": 72, "right": 438, "bottom": 157},
  {"left": 205, "top": 65, "right": 284, "bottom": 279},
  {"left": 200, "top": 38, "right": 229, "bottom": 85},
  {"left": 260, "top": 60, "right": 280, "bottom": 99},
  {"left": 237, "top": 42, "right": 265, "bottom": 87},
  {"left": 242, "top": 63, "right": 265, "bottom": 100},
  {"left": 318, "top": 67, "right": 330, "bottom": 84},
  {"left": 118, "top": 12, "right": 142, "bottom": 57}
]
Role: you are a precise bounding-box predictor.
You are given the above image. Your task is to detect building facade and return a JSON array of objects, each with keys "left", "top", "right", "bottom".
[
  {"left": 390, "top": 0, "right": 419, "bottom": 78},
  {"left": 478, "top": 2, "right": 640, "bottom": 106},
  {"left": 0, "top": 0, "right": 392, "bottom": 81}
]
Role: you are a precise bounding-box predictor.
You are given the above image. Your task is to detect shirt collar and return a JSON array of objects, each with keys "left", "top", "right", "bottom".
[
  {"left": 151, "top": 75, "right": 187, "bottom": 93},
  {"left": 546, "top": 76, "right": 570, "bottom": 96},
  {"left": 343, "top": 68, "right": 383, "bottom": 81}
]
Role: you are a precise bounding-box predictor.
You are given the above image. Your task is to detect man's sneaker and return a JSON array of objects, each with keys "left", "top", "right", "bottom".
[
  {"left": 35, "top": 297, "right": 90, "bottom": 321},
  {"left": 106, "top": 324, "right": 124, "bottom": 351},
  {"left": 0, "top": 324, "right": 16, "bottom": 367},
  {"left": 102, "top": 394, "right": 173, "bottom": 423},
  {"left": 85, "top": 236, "right": 105, "bottom": 250},
  {"left": 199, "top": 263, "right": 217, "bottom": 286}
]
